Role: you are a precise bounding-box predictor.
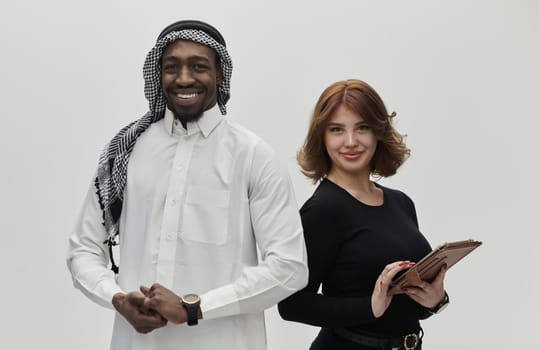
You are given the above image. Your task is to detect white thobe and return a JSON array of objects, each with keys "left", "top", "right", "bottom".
[{"left": 67, "top": 105, "right": 308, "bottom": 350}]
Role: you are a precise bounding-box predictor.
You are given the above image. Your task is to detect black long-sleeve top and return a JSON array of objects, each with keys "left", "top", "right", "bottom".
[{"left": 278, "top": 178, "right": 433, "bottom": 336}]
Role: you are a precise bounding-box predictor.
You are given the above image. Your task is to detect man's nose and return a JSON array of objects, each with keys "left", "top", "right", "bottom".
[{"left": 175, "top": 67, "right": 195, "bottom": 85}]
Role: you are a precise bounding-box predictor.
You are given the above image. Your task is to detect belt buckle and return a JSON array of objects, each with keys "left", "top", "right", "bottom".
[{"left": 403, "top": 333, "right": 419, "bottom": 350}]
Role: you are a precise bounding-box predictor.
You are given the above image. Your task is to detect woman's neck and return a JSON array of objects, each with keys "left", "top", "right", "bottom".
[
  {"left": 327, "top": 169, "right": 373, "bottom": 192},
  {"left": 327, "top": 170, "right": 383, "bottom": 206}
]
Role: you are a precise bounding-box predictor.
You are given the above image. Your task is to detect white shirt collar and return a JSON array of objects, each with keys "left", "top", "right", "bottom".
[{"left": 164, "top": 104, "right": 223, "bottom": 137}]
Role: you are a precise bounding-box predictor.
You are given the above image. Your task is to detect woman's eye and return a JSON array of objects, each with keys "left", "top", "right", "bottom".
[
  {"left": 329, "top": 127, "right": 342, "bottom": 133},
  {"left": 358, "top": 124, "right": 371, "bottom": 132}
]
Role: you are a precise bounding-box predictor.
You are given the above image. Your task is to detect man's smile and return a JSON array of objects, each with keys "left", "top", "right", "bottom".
[{"left": 176, "top": 92, "right": 199, "bottom": 99}]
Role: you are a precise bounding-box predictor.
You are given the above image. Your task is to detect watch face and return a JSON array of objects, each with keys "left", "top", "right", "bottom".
[{"left": 183, "top": 293, "right": 200, "bottom": 305}]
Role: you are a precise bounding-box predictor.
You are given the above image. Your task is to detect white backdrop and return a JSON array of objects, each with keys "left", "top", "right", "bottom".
[{"left": 1, "top": 0, "right": 537, "bottom": 349}]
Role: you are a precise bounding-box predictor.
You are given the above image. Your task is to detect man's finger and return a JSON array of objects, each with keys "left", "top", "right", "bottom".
[
  {"left": 126, "top": 292, "right": 146, "bottom": 308},
  {"left": 140, "top": 285, "right": 150, "bottom": 296}
]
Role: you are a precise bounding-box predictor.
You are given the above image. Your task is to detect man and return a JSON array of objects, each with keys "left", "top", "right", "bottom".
[{"left": 67, "top": 20, "right": 308, "bottom": 350}]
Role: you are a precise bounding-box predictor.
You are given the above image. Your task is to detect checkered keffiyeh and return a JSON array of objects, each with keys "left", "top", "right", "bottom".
[{"left": 94, "top": 29, "right": 233, "bottom": 272}]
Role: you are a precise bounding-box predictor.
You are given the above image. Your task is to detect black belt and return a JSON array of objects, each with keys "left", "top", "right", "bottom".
[{"left": 334, "top": 328, "right": 422, "bottom": 350}]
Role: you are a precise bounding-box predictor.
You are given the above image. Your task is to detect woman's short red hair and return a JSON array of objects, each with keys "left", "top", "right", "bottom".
[{"left": 298, "top": 79, "right": 410, "bottom": 182}]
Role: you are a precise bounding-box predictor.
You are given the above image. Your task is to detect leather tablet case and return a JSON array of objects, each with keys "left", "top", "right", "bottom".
[{"left": 389, "top": 239, "right": 482, "bottom": 293}]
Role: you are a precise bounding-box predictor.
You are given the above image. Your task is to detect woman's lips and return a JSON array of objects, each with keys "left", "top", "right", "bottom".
[{"left": 341, "top": 152, "right": 362, "bottom": 160}]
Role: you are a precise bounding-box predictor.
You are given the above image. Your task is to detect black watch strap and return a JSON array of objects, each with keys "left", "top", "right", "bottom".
[
  {"left": 184, "top": 304, "right": 199, "bottom": 326},
  {"left": 430, "top": 292, "right": 449, "bottom": 314}
]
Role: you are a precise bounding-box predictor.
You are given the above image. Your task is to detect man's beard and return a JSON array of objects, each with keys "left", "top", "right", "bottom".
[{"left": 173, "top": 111, "right": 203, "bottom": 127}]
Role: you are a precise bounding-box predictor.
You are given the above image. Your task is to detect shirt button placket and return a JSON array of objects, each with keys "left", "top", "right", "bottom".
[{"left": 156, "top": 138, "right": 187, "bottom": 285}]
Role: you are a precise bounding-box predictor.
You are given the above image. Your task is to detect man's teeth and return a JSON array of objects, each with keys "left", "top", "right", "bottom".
[{"left": 177, "top": 93, "right": 198, "bottom": 99}]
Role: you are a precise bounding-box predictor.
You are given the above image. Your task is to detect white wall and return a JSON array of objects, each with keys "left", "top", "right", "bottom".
[{"left": 1, "top": 0, "right": 537, "bottom": 349}]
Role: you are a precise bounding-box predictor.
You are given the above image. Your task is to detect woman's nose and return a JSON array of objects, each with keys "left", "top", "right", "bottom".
[{"left": 344, "top": 131, "right": 358, "bottom": 146}]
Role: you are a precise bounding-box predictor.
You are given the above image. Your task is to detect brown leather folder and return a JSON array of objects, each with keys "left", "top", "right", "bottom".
[{"left": 389, "top": 239, "right": 482, "bottom": 293}]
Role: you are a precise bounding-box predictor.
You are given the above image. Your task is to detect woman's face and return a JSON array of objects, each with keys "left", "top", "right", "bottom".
[{"left": 324, "top": 105, "right": 377, "bottom": 178}]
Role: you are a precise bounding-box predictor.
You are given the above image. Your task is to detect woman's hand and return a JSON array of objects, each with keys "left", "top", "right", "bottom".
[
  {"left": 402, "top": 264, "right": 447, "bottom": 309},
  {"left": 371, "top": 261, "right": 415, "bottom": 318}
]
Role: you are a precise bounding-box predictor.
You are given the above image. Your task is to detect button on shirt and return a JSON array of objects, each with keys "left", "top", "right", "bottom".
[{"left": 67, "top": 106, "right": 308, "bottom": 350}]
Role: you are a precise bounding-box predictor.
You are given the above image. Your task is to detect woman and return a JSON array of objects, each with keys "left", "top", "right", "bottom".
[{"left": 278, "top": 79, "right": 448, "bottom": 350}]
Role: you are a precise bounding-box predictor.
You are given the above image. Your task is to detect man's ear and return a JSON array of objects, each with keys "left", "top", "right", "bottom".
[{"left": 216, "top": 66, "right": 223, "bottom": 85}]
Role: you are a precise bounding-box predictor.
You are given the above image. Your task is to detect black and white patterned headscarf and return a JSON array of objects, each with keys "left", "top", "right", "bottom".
[{"left": 94, "top": 21, "right": 233, "bottom": 272}]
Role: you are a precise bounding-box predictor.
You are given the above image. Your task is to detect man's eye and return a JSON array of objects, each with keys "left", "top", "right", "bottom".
[
  {"left": 163, "top": 64, "right": 177, "bottom": 72},
  {"left": 193, "top": 64, "right": 208, "bottom": 72}
]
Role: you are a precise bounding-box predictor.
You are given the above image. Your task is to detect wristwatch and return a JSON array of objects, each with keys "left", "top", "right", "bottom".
[
  {"left": 430, "top": 292, "right": 450, "bottom": 314},
  {"left": 182, "top": 293, "right": 201, "bottom": 326}
]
